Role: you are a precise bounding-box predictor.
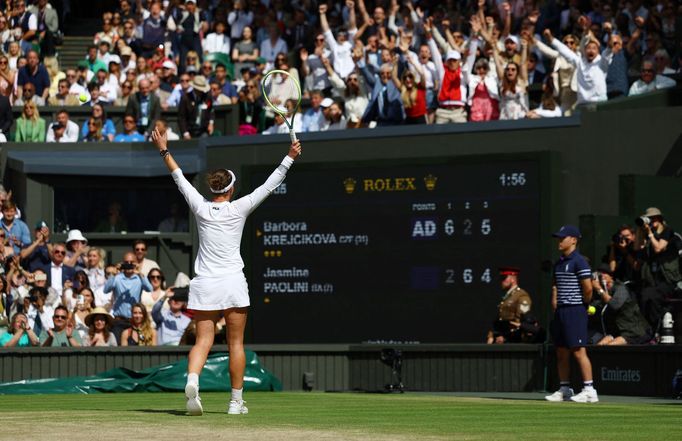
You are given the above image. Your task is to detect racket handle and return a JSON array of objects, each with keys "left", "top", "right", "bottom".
[{"left": 289, "top": 129, "right": 298, "bottom": 143}]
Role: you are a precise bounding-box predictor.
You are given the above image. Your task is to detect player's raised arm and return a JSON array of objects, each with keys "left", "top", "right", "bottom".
[
  {"left": 288, "top": 139, "right": 302, "bottom": 160},
  {"left": 151, "top": 128, "right": 179, "bottom": 173}
]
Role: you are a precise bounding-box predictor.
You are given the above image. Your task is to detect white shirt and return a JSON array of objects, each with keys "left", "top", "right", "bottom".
[
  {"left": 46, "top": 120, "right": 80, "bottom": 143},
  {"left": 203, "top": 32, "right": 230, "bottom": 54},
  {"left": 27, "top": 304, "right": 53, "bottom": 331},
  {"left": 262, "top": 116, "right": 302, "bottom": 135},
  {"left": 50, "top": 263, "right": 64, "bottom": 297},
  {"left": 552, "top": 37, "right": 613, "bottom": 104},
  {"left": 628, "top": 75, "right": 676, "bottom": 96},
  {"left": 139, "top": 258, "right": 160, "bottom": 278},
  {"left": 171, "top": 156, "right": 293, "bottom": 277},
  {"left": 323, "top": 30, "right": 356, "bottom": 79}
]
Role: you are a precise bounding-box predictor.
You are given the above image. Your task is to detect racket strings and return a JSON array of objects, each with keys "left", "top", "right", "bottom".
[{"left": 263, "top": 73, "right": 300, "bottom": 116}]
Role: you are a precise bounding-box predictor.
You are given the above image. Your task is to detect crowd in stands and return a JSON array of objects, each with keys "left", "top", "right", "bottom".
[
  {"left": 0, "top": 192, "right": 199, "bottom": 347},
  {"left": 0, "top": 0, "right": 678, "bottom": 141}
]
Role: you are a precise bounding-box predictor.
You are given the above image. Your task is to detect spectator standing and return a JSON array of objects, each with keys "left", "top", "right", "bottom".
[
  {"left": 425, "top": 19, "right": 469, "bottom": 124},
  {"left": 203, "top": 21, "right": 230, "bottom": 56},
  {"left": 231, "top": 26, "right": 259, "bottom": 74},
  {"left": 468, "top": 56, "right": 500, "bottom": 122},
  {"left": 103, "top": 251, "right": 152, "bottom": 322},
  {"left": 359, "top": 61, "right": 405, "bottom": 127},
  {"left": 24, "top": 286, "right": 53, "bottom": 336},
  {"left": 64, "top": 229, "right": 89, "bottom": 270},
  {"left": 545, "top": 17, "right": 613, "bottom": 106},
  {"left": 628, "top": 60, "right": 676, "bottom": 96},
  {"left": 132, "top": 240, "right": 159, "bottom": 277},
  {"left": 82, "top": 307, "right": 118, "bottom": 346},
  {"left": 140, "top": 2, "right": 166, "bottom": 57},
  {"left": 0, "top": 201, "right": 29, "bottom": 256},
  {"left": 545, "top": 225, "right": 598, "bottom": 403},
  {"left": 19, "top": 221, "right": 51, "bottom": 272},
  {"left": 72, "top": 287, "right": 96, "bottom": 340},
  {"left": 259, "top": 23, "right": 288, "bottom": 68},
  {"left": 170, "top": 0, "right": 208, "bottom": 72},
  {"left": 40, "top": 304, "right": 82, "bottom": 347},
  {"left": 125, "top": 78, "right": 161, "bottom": 137},
  {"left": 9, "top": 0, "right": 37, "bottom": 55},
  {"left": 114, "top": 114, "right": 146, "bottom": 142},
  {"left": 178, "top": 76, "right": 213, "bottom": 139},
  {"left": 319, "top": 3, "right": 357, "bottom": 80},
  {"left": 396, "top": 57, "right": 428, "bottom": 125},
  {"left": 602, "top": 27, "right": 629, "bottom": 99},
  {"left": 492, "top": 37, "right": 529, "bottom": 120},
  {"left": 227, "top": 0, "right": 254, "bottom": 41},
  {"left": 120, "top": 303, "right": 156, "bottom": 346},
  {"left": 533, "top": 32, "right": 578, "bottom": 115},
  {"left": 85, "top": 247, "right": 106, "bottom": 298},
  {"left": 44, "top": 242, "right": 76, "bottom": 300},
  {"left": 30, "top": 0, "right": 59, "bottom": 57},
  {"left": 14, "top": 101, "right": 45, "bottom": 142}
]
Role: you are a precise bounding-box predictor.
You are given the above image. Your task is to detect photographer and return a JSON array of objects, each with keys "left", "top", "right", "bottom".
[
  {"left": 607, "top": 225, "right": 640, "bottom": 285},
  {"left": 103, "top": 252, "right": 152, "bottom": 340},
  {"left": 633, "top": 207, "right": 681, "bottom": 330},
  {"left": 592, "top": 266, "right": 652, "bottom": 346},
  {"left": 152, "top": 287, "right": 191, "bottom": 346}
]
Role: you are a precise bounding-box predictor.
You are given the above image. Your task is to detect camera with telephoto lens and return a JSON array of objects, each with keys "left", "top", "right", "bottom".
[
  {"left": 635, "top": 216, "right": 651, "bottom": 227},
  {"left": 612, "top": 233, "right": 625, "bottom": 244}
]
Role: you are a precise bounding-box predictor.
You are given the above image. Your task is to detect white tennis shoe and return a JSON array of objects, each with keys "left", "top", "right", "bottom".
[
  {"left": 228, "top": 399, "right": 249, "bottom": 415},
  {"left": 570, "top": 389, "right": 599, "bottom": 403},
  {"left": 544, "top": 388, "right": 574, "bottom": 402},
  {"left": 185, "top": 382, "right": 203, "bottom": 416}
]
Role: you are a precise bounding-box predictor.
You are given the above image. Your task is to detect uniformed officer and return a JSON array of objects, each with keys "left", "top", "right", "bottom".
[{"left": 486, "top": 267, "right": 532, "bottom": 344}]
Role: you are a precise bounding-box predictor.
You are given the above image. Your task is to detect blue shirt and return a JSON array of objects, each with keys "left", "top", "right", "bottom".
[
  {"left": 301, "top": 108, "right": 323, "bottom": 132},
  {"left": 114, "top": 132, "right": 145, "bottom": 142},
  {"left": 553, "top": 250, "right": 592, "bottom": 306},
  {"left": 103, "top": 273, "right": 153, "bottom": 318},
  {"left": 17, "top": 65, "right": 51, "bottom": 97},
  {"left": 1, "top": 218, "right": 31, "bottom": 254},
  {"left": 152, "top": 300, "right": 192, "bottom": 345},
  {"left": 81, "top": 118, "right": 116, "bottom": 140}
]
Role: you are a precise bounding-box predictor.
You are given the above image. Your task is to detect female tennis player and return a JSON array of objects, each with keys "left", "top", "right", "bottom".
[{"left": 151, "top": 128, "right": 301, "bottom": 416}]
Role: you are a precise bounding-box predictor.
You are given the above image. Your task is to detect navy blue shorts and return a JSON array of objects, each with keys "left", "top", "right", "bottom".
[{"left": 550, "top": 305, "right": 588, "bottom": 348}]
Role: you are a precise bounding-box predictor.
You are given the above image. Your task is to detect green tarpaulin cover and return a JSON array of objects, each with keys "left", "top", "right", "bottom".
[{"left": 0, "top": 351, "right": 282, "bottom": 394}]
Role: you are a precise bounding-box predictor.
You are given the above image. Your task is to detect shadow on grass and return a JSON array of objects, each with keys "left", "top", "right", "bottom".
[{"left": 131, "top": 409, "right": 191, "bottom": 416}]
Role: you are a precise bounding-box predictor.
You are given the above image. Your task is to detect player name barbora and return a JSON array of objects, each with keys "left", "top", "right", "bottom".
[{"left": 263, "top": 267, "right": 310, "bottom": 278}]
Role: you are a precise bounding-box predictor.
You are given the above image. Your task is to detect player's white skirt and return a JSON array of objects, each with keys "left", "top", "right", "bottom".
[{"left": 188, "top": 271, "right": 250, "bottom": 311}]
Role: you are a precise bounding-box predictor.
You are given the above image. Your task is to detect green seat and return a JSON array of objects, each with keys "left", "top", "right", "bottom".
[{"left": 205, "top": 52, "right": 234, "bottom": 78}]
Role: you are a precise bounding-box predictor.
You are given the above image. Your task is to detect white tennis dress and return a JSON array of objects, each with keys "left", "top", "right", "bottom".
[{"left": 172, "top": 155, "right": 294, "bottom": 310}]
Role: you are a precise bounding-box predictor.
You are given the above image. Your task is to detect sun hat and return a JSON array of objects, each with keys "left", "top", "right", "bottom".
[
  {"left": 66, "top": 229, "right": 88, "bottom": 244},
  {"left": 85, "top": 307, "right": 113, "bottom": 327}
]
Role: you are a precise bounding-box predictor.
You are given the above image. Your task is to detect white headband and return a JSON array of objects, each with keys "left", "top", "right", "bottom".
[{"left": 210, "top": 169, "right": 236, "bottom": 194}]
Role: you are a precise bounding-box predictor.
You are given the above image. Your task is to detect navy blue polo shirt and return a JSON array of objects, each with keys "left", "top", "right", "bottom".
[
  {"left": 17, "top": 65, "right": 51, "bottom": 97},
  {"left": 553, "top": 250, "right": 592, "bottom": 306}
]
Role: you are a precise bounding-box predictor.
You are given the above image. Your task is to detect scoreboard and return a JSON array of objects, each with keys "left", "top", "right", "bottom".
[{"left": 244, "top": 155, "right": 546, "bottom": 343}]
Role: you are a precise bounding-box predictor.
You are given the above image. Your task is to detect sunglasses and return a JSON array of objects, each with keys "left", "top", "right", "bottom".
[
  {"left": 106, "top": 272, "right": 117, "bottom": 277},
  {"left": 124, "top": 119, "right": 136, "bottom": 123},
  {"left": 54, "top": 250, "right": 66, "bottom": 255},
  {"left": 94, "top": 317, "right": 106, "bottom": 322},
  {"left": 54, "top": 315, "right": 67, "bottom": 320},
  {"left": 149, "top": 275, "right": 162, "bottom": 280},
  {"left": 135, "top": 247, "right": 146, "bottom": 251},
  {"left": 641, "top": 68, "right": 654, "bottom": 73}
]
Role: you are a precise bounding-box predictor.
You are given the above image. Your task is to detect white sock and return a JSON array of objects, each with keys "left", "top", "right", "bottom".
[
  {"left": 231, "top": 388, "right": 243, "bottom": 401},
  {"left": 187, "top": 373, "right": 199, "bottom": 386}
]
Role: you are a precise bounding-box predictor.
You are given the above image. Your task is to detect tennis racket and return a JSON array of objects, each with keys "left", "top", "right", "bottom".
[{"left": 261, "top": 69, "right": 302, "bottom": 143}]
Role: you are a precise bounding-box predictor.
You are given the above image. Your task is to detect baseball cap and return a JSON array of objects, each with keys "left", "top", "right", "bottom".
[
  {"left": 445, "top": 50, "right": 461, "bottom": 61},
  {"left": 108, "top": 55, "right": 121, "bottom": 65},
  {"left": 320, "top": 97, "right": 334, "bottom": 108},
  {"left": 552, "top": 225, "right": 581, "bottom": 239},
  {"left": 35, "top": 220, "right": 48, "bottom": 230},
  {"left": 505, "top": 35, "right": 519, "bottom": 45},
  {"left": 162, "top": 60, "right": 175, "bottom": 69}
]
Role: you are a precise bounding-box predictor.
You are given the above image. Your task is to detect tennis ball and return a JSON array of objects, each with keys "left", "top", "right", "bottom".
[
  {"left": 587, "top": 305, "right": 596, "bottom": 315},
  {"left": 78, "top": 93, "right": 88, "bottom": 103}
]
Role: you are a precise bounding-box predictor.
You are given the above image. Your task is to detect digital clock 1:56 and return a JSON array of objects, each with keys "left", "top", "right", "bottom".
[{"left": 499, "top": 172, "right": 527, "bottom": 186}]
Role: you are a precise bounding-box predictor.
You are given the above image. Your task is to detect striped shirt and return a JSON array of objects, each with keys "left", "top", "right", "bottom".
[{"left": 553, "top": 250, "right": 592, "bottom": 306}]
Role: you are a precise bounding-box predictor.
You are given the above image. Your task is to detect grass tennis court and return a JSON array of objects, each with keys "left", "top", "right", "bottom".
[{"left": 2, "top": 391, "right": 680, "bottom": 440}]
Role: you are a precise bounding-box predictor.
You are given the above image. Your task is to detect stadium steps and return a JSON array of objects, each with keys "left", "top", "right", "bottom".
[{"left": 57, "top": 36, "right": 94, "bottom": 70}]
